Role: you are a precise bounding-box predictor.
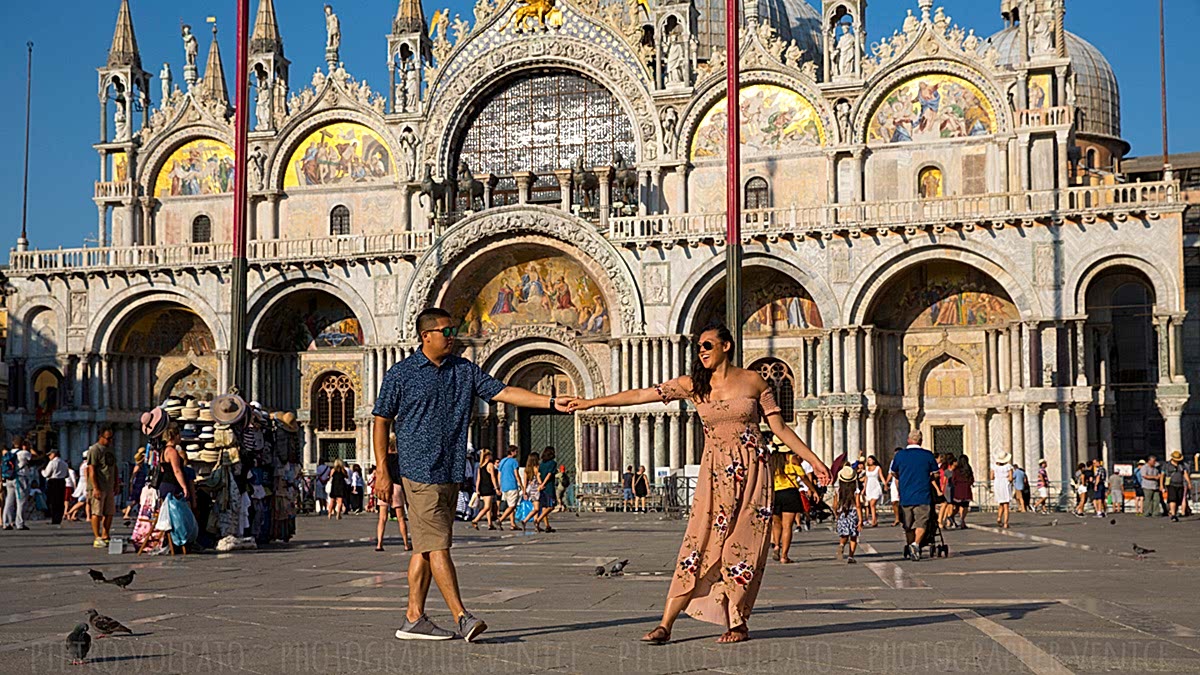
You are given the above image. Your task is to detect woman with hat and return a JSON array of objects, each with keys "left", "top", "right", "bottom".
[
  {"left": 1164, "top": 450, "right": 1190, "bottom": 522},
  {"left": 833, "top": 466, "right": 862, "bottom": 563},
  {"left": 991, "top": 453, "right": 1014, "bottom": 528},
  {"left": 156, "top": 424, "right": 191, "bottom": 502}
]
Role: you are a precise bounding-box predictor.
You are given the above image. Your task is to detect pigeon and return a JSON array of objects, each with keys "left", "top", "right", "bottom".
[
  {"left": 1049, "top": 519, "right": 1058, "bottom": 527},
  {"left": 103, "top": 570, "right": 136, "bottom": 590},
  {"left": 607, "top": 559, "right": 630, "bottom": 576},
  {"left": 1110, "top": 519, "right": 1117, "bottom": 525},
  {"left": 66, "top": 624, "right": 91, "bottom": 665},
  {"left": 87, "top": 609, "right": 132, "bottom": 638},
  {"left": 87, "top": 569, "right": 107, "bottom": 584},
  {"left": 1132, "top": 543, "right": 1155, "bottom": 559},
  {"left": 594, "top": 565, "right": 606, "bottom": 577}
]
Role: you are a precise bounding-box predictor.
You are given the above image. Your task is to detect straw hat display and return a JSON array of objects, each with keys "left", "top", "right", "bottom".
[
  {"left": 272, "top": 411, "right": 299, "bottom": 433},
  {"left": 211, "top": 394, "right": 247, "bottom": 425},
  {"left": 140, "top": 407, "right": 167, "bottom": 438},
  {"left": 163, "top": 398, "right": 183, "bottom": 418},
  {"left": 181, "top": 399, "right": 201, "bottom": 421},
  {"left": 198, "top": 402, "right": 214, "bottom": 423}
]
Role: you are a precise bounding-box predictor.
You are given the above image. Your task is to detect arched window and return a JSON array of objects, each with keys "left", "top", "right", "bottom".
[
  {"left": 330, "top": 205, "right": 351, "bottom": 236},
  {"left": 752, "top": 358, "right": 796, "bottom": 423},
  {"left": 191, "top": 215, "right": 212, "bottom": 243},
  {"left": 1085, "top": 148, "right": 1098, "bottom": 170},
  {"left": 744, "top": 177, "right": 770, "bottom": 210},
  {"left": 315, "top": 372, "right": 356, "bottom": 433}
]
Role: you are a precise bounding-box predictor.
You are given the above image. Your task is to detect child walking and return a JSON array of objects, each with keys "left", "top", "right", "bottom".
[{"left": 834, "top": 466, "right": 863, "bottom": 564}]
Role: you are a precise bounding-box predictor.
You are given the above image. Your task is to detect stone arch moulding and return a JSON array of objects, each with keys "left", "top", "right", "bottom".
[
  {"left": 11, "top": 298, "right": 68, "bottom": 359},
  {"left": 266, "top": 107, "right": 400, "bottom": 193},
  {"left": 86, "top": 285, "right": 229, "bottom": 356},
  {"left": 909, "top": 343, "right": 984, "bottom": 399},
  {"left": 669, "top": 251, "right": 842, "bottom": 334},
  {"left": 301, "top": 363, "right": 364, "bottom": 413},
  {"left": 853, "top": 61, "right": 1013, "bottom": 145},
  {"left": 424, "top": 38, "right": 658, "bottom": 175},
  {"left": 846, "top": 242, "right": 1039, "bottom": 326},
  {"left": 400, "top": 206, "right": 645, "bottom": 340},
  {"left": 138, "top": 127, "right": 235, "bottom": 196},
  {"left": 245, "top": 275, "right": 380, "bottom": 350},
  {"left": 1069, "top": 250, "right": 1180, "bottom": 316},
  {"left": 678, "top": 71, "right": 833, "bottom": 163},
  {"left": 477, "top": 327, "right": 604, "bottom": 400}
]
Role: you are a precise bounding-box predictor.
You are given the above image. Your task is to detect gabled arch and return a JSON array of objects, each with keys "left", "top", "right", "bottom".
[
  {"left": 86, "top": 285, "right": 227, "bottom": 355},
  {"left": 138, "top": 126, "right": 235, "bottom": 197},
  {"left": 266, "top": 106, "right": 399, "bottom": 193},
  {"left": 1069, "top": 250, "right": 1180, "bottom": 315},
  {"left": 911, "top": 347, "right": 983, "bottom": 398},
  {"left": 246, "top": 275, "right": 379, "bottom": 351},
  {"left": 9, "top": 298, "right": 67, "bottom": 360}
]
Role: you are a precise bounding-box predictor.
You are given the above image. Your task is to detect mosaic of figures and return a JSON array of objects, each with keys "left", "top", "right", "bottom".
[
  {"left": 117, "top": 308, "right": 215, "bottom": 356},
  {"left": 1028, "top": 74, "right": 1051, "bottom": 110},
  {"left": 874, "top": 263, "right": 1017, "bottom": 329},
  {"left": 113, "top": 152, "right": 129, "bottom": 182},
  {"left": 918, "top": 166, "right": 944, "bottom": 198},
  {"left": 691, "top": 85, "right": 826, "bottom": 160},
  {"left": 868, "top": 74, "right": 996, "bottom": 143},
  {"left": 697, "top": 272, "right": 824, "bottom": 335},
  {"left": 284, "top": 122, "right": 394, "bottom": 188},
  {"left": 455, "top": 254, "right": 610, "bottom": 338},
  {"left": 153, "top": 139, "right": 236, "bottom": 198},
  {"left": 259, "top": 292, "right": 364, "bottom": 351}
]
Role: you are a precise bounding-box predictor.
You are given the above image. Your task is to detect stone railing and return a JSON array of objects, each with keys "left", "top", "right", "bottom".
[
  {"left": 8, "top": 230, "right": 434, "bottom": 275},
  {"left": 1018, "top": 106, "right": 1072, "bottom": 128},
  {"left": 609, "top": 181, "right": 1179, "bottom": 245},
  {"left": 94, "top": 180, "right": 136, "bottom": 200}
]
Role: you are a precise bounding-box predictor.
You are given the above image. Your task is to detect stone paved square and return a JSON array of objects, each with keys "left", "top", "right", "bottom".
[{"left": 1, "top": 510, "right": 1198, "bottom": 674}]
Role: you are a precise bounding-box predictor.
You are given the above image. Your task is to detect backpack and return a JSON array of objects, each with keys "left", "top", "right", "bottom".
[{"left": 0, "top": 453, "right": 16, "bottom": 481}]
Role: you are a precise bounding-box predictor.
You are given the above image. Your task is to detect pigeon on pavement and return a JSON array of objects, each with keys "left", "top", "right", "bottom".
[
  {"left": 87, "top": 569, "right": 106, "bottom": 584},
  {"left": 66, "top": 624, "right": 91, "bottom": 665},
  {"left": 103, "top": 570, "right": 136, "bottom": 590},
  {"left": 87, "top": 609, "right": 132, "bottom": 638},
  {"left": 607, "top": 560, "right": 630, "bottom": 576},
  {"left": 594, "top": 565, "right": 606, "bottom": 577},
  {"left": 1132, "top": 543, "right": 1155, "bottom": 559}
]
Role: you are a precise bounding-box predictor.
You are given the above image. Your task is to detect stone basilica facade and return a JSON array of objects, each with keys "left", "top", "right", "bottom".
[{"left": 4, "top": 0, "right": 1191, "bottom": 496}]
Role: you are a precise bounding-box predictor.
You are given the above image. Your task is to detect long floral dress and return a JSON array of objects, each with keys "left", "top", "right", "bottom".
[{"left": 656, "top": 377, "right": 778, "bottom": 629}]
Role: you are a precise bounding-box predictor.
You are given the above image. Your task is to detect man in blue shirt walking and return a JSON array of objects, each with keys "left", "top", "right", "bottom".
[
  {"left": 373, "top": 308, "right": 575, "bottom": 642},
  {"left": 888, "top": 429, "right": 940, "bottom": 561}
]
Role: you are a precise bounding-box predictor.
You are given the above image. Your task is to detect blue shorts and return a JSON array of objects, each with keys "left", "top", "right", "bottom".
[
  {"left": 540, "top": 487, "right": 556, "bottom": 508},
  {"left": 623, "top": 487, "right": 634, "bottom": 500}
]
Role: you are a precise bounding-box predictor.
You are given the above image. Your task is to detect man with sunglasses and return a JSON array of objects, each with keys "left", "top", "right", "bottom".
[{"left": 373, "top": 307, "right": 576, "bottom": 642}]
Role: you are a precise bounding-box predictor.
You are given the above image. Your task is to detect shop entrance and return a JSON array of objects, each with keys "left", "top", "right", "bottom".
[{"left": 520, "top": 412, "right": 576, "bottom": 478}]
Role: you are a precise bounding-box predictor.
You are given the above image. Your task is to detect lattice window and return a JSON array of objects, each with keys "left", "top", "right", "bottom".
[
  {"left": 191, "top": 215, "right": 212, "bottom": 243},
  {"left": 753, "top": 358, "right": 795, "bottom": 422},
  {"left": 315, "top": 372, "right": 356, "bottom": 433},
  {"left": 744, "top": 177, "right": 770, "bottom": 210},
  {"left": 330, "top": 205, "right": 351, "bottom": 235},
  {"left": 455, "top": 72, "right": 636, "bottom": 180}
]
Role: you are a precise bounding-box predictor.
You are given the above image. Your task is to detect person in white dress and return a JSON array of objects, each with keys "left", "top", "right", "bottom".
[
  {"left": 991, "top": 453, "right": 1014, "bottom": 528},
  {"left": 887, "top": 448, "right": 903, "bottom": 526},
  {"left": 863, "top": 456, "right": 884, "bottom": 527}
]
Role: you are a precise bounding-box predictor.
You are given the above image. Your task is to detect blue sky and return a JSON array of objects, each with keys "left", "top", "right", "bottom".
[{"left": 0, "top": 0, "right": 1196, "bottom": 251}]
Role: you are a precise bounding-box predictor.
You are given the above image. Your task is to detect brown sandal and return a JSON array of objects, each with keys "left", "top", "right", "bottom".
[
  {"left": 716, "top": 625, "right": 749, "bottom": 644},
  {"left": 641, "top": 625, "right": 671, "bottom": 645}
]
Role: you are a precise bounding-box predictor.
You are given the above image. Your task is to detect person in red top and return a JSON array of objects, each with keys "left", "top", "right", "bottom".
[
  {"left": 950, "top": 455, "right": 975, "bottom": 529},
  {"left": 936, "top": 454, "right": 954, "bottom": 529}
]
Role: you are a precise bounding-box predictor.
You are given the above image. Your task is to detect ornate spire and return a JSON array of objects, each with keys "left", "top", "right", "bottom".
[
  {"left": 106, "top": 0, "right": 142, "bottom": 69},
  {"left": 251, "top": 0, "right": 284, "bottom": 56},
  {"left": 199, "top": 25, "right": 229, "bottom": 108},
  {"left": 393, "top": 0, "right": 427, "bottom": 35}
]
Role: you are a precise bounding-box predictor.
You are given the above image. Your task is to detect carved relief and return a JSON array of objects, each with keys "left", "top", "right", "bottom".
[
  {"left": 300, "top": 359, "right": 362, "bottom": 411},
  {"left": 642, "top": 263, "right": 670, "bottom": 305}
]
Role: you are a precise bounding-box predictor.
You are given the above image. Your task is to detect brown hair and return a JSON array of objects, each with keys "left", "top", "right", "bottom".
[{"left": 524, "top": 451, "right": 541, "bottom": 484}]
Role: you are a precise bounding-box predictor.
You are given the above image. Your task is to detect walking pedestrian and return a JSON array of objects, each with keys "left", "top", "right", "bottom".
[
  {"left": 372, "top": 307, "right": 575, "bottom": 642},
  {"left": 555, "top": 465, "right": 570, "bottom": 512},
  {"left": 350, "top": 464, "right": 365, "bottom": 514},
  {"left": 633, "top": 466, "right": 650, "bottom": 513},
  {"left": 769, "top": 450, "right": 806, "bottom": 563},
  {"left": 41, "top": 450, "right": 69, "bottom": 526},
  {"left": 1164, "top": 450, "right": 1190, "bottom": 522},
  {"left": 862, "top": 456, "right": 884, "bottom": 527},
  {"left": 1073, "top": 462, "right": 1091, "bottom": 516},
  {"left": 1132, "top": 460, "right": 1145, "bottom": 514},
  {"left": 834, "top": 466, "right": 862, "bottom": 564},
  {"left": 951, "top": 454, "right": 974, "bottom": 529},
  {"left": 569, "top": 322, "right": 831, "bottom": 644},
  {"left": 937, "top": 455, "right": 956, "bottom": 529},
  {"left": 1090, "top": 458, "right": 1108, "bottom": 518},
  {"left": 992, "top": 453, "right": 1013, "bottom": 528},
  {"left": 621, "top": 466, "right": 635, "bottom": 512},
  {"left": 328, "top": 460, "right": 348, "bottom": 520},
  {"left": 518, "top": 451, "right": 546, "bottom": 531},
  {"left": 86, "top": 426, "right": 118, "bottom": 548},
  {"left": 1108, "top": 466, "right": 1125, "bottom": 514},
  {"left": 314, "top": 464, "right": 329, "bottom": 515},
  {"left": 494, "top": 446, "right": 522, "bottom": 530},
  {"left": 470, "top": 449, "right": 498, "bottom": 530},
  {"left": 1034, "top": 459, "right": 1050, "bottom": 514},
  {"left": 536, "top": 448, "right": 558, "bottom": 532},
  {"left": 376, "top": 437, "right": 411, "bottom": 551},
  {"left": 1012, "top": 464, "right": 1028, "bottom": 513},
  {"left": 122, "top": 449, "right": 148, "bottom": 525},
  {"left": 888, "top": 463, "right": 902, "bottom": 526},
  {"left": 0, "top": 438, "right": 26, "bottom": 531},
  {"left": 890, "top": 430, "right": 939, "bottom": 561},
  {"left": 1140, "top": 456, "right": 1163, "bottom": 517}
]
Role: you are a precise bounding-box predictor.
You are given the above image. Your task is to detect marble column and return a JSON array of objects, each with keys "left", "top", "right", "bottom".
[
  {"left": 622, "top": 415, "right": 635, "bottom": 469},
  {"left": 266, "top": 194, "right": 281, "bottom": 239},
  {"left": 668, "top": 412, "right": 681, "bottom": 470},
  {"left": 1010, "top": 405, "right": 1025, "bottom": 471},
  {"left": 685, "top": 412, "right": 698, "bottom": 464},
  {"left": 846, "top": 328, "right": 859, "bottom": 394},
  {"left": 1024, "top": 403, "right": 1042, "bottom": 464},
  {"left": 863, "top": 327, "right": 875, "bottom": 394},
  {"left": 1074, "top": 402, "right": 1090, "bottom": 464},
  {"left": 597, "top": 166, "right": 612, "bottom": 226},
  {"left": 597, "top": 418, "right": 609, "bottom": 472},
  {"left": 1021, "top": 321, "right": 1034, "bottom": 388},
  {"left": 975, "top": 409, "right": 990, "bottom": 469},
  {"left": 846, "top": 409, "right": 861, "bottom": 461},
  {"left": 998, "top": 329, "right": 1011, "bottom": 392},
  {"left": 637, "top": 414, "right": 652, "bottom": 471},
  {"left": 865, "top": 407, "right": 877, "bottom": 459},
  {"left": 554, "top": 168, "right": 573, "bottom": 212},
  {"left": 1074, "top": 319, "right": 1087, "bottom": 386},
  {"left": 832, "top": 409, "right": 846, "bottom": 458},
  {"left": 1000, "top": 407, "right": 1013, "bottom": 463},
  {"left": 653, "top": 413, "right": 668, "bottom": 473},
  {"left": 831, "top": 329, "right": 844, "bottom": 393},
  {"left": 619, "top": 339, "right": 630, "bottom": 390}
]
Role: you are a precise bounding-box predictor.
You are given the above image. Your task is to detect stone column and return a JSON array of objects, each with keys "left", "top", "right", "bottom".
[
  {"left": 97, "top": 204, "right": 109, "bottom": 248},
  {"left": 832, "top": 408, "right": 846, "bottom": 458},
  {"left": 554, "top": 168, "right": 573, "bottom": 213},
  {"left": 831, "top": 329, "right": 843, "bottom": 393},
  {"left": 513, "top": 171, "right": 534, "bottom": 204},
  {"left": 863, "top": 327, "right": 875, "bottom": 394},
  {"left": 1168, "top": 316, "right": 1182, "bottom": 382},
  {"left": 865, "top": 407, "right": 877, "bottom": 459},
  {"left": 675, "top": 163, "right": 689, "bottom": 214},
  {"left": 633, "top": 339, "right": 644, "bottom": 389},
  {"left": 597, "top": 417, "right": 609, "bottom": 472},
  {"left": 821, "top": 333, "right": 833, "bottom": 395},
  {"left": 998, "top": 328, "right": 1011, "bottom": 392},
  {"left": 1074, "top": 319, "right": 1087, "bottom": 386},
  {"left": 619, "top": 339, "right": 630, "bottom": 390},
  {"left": 846, "top": 328, "right": 859, "bottom": 394},
  {"left": 1010, "top": 405, "right": 1025, "bottom": 471},
  {"left": 266, "top": 194, "right": 281, "bottom": 239},
  {"left": 975, "top": 409, "right": 990, "bottom": 469},
  {"left": 851, "top": 147, "right": 866, "bottom": 202},
  {"left": 1022, "top": 321, "right": 1035, "bottom": 387},
  {"left": 1159, "top": 399, "right": 1185, "bottom": 457},
  {"left": 622, "top": 415, "right": 636, "bottom": 469},
  {"left": 597, "top": 166, "right": 613, "bottom": 227},
  {"left": 668, "top": 412, "right": 681, "bottom": 469},
  {"left": 669, "top": 335, "right": 681, "bottom": 380},
  {"left": 653, "top": 413, "right": 668, "bottom": 473},
  {"left": 637, "top": 414, "right": 652, "bottom": 471},
  {"left": 1009, "top": 322, "right": 1023, "bottom": 389},
  {"left": 1073, "top": 402, "right": 1089, "bottom": 464},
  {"left": 986, "top": 330, "right": 998, "bottom": 394},
  {"left": 1000, "top": 407, "right": 1013, "bottom": 462},
  {"left": 814, "top": 410, "right": 828, "bottom": 464},
  {"left": 652, "top": 166, "right": 665, "bottom": 214},
  {"left": 685, "top": 412, "right": 698, "bottom": 464},
  {"left": 846, "top": 409, "right": 861, "bottom": 461},
  {"left": 139, "top": 198, "right": 156, "bottom": 246}
]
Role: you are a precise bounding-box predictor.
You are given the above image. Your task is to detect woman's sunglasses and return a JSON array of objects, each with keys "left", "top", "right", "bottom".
[
  {"left": 695, "top": 340, "right": 715, "bottom": 351},
  {"left": 423, "top": 326, "right": 459, "bottom": 338}
]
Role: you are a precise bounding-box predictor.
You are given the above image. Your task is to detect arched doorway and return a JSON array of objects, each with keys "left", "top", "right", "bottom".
[
  {"left": 30, "top": 367, "right": 62, "bottom": 453},
  {"left": 313, "top": 371, "right": 358, "bottom": 464},
  {"left": 513, "top": 364, "right": 577, "bottom": 479},
  {"left": 110, "top": 302, "right": 219, "bottom": 408},
  {"left": 1083, "top": 268, "right": 1162, "bottom": 463}
]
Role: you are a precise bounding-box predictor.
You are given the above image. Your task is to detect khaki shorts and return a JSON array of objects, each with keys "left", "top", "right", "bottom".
[
  {"left": 89, "top": 490, "right": 116, "bottom": 518},
  {"left": 401, "top": 478, "right": 457, "bottom": 553},
  {"left": 502, "top": 489, "right": 520, "bottom": 508},
  {"left": 899, "top": 504, "right": 931, "bottom": 531}
]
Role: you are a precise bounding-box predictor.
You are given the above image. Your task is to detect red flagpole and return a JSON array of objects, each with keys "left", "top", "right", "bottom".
[
  {"left": 724, "top": 0, "right": 742, "bottom": 365},
  {"left": 228, "top": 0, "right": 251, "bottom": 395}
]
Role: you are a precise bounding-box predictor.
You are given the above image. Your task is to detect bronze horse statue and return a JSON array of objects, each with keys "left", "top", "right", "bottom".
[
  {"left": 419, "top": 164, "right": 448, "bottom": 216},
  {"left": 571, "top": 155, "right": 599, "bottom": 208},
  {"left": 613, "top": 151, "right": 639, "bottom": 205},
  {"left": 457, "top": 161, "right": 484, "bottom": 210}
]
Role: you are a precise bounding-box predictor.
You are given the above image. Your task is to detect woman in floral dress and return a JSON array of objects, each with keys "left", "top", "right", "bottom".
[{"left": 570, "top": 323, "right": 830, "bottom": 644}]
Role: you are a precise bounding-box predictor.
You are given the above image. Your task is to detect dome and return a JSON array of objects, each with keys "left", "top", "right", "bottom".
[
  {"left": 695, "top": 0, "right": 823, "bottom": 62},
  {"left": 980, "top": 26, "right": 1121, "bottom": 140}
]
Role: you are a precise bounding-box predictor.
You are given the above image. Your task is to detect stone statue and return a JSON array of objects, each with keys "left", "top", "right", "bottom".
[
  {"left": 247, "top": 145, "right": 267, "bottom": 191},
  {"left": 255, "top": 77, "right": 272, "bottom": 131},
  {"left": 835, "top": 99, "right": 852, "bottom": 143},
  {"left": 835, "top": 24, "right": 857, "bottom": 77},
  {"left": 784, "top": 40, "right": 804, "bottom": 68},
  {"left": 182, "top": 25, "right": 198, "bottom": 67},
  {"left": 962, "top": 28, "right": 979, "bottom": 52},
  {"left": 159, "top": 63, "right": 172, "bottom": 103},
  {"left": 1032, "top": 10, "right": 1054, "bottom": 55},
  {"left": 661, "top": 106, "right": 678, "bottom": 157},
  {"left": 399, "top": 127, "right": 418, "bottom": 181},
  {"left": 404, "top": 59, "right": 420, "bottom": 111},
  {"left": 664, "top": 31, "right": 686, "bottom": 87},
  {"left": 324, "top": 5, "right": 341, "bottom": 51},
  {"left": 933, "top": 7, "right": 949, "bottom": 35},
  {"left": 113, "top": 93, "right": 131, "bottom": 141},
  {"left": 902, "top": 9, "right": 919, "bottom": 37},
  {"left": 312, "top": 67, "right": 326, "bottom": 90}
]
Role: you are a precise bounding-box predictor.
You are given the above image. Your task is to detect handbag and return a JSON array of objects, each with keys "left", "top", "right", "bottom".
[
  {"left": 468, "top": 493, "right": 480, "bottom": 509},
  {"left": 515, "top": 498, "right": 534, "bottom": 521}
]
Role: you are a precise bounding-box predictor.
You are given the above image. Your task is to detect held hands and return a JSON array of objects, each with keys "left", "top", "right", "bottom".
[
  {"left": 811, "top": 463, "right": 832, "bottom": 488},
  {"left": 553, "top": 396, "right": 578, "bottom": 413},
  {"left": 566, "top": 398, "right": 595, "bottom": 413}
]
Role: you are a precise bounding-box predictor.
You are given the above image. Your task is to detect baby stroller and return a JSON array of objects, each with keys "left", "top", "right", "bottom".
[{"left": 902, "top": 504, "right": 949, "bottom": 559}]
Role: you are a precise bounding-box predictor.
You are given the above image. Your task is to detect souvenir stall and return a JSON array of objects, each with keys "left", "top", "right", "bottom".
[{"left": 131, "top": 393, "right": 303, "bottom": 554}]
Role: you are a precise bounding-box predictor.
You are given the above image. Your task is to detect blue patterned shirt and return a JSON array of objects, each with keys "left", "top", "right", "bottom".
[{"left": 372, "top": 351, "right": 506, "bottom": 485}]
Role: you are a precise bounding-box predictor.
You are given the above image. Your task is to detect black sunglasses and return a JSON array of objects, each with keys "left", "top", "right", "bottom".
[
  {"left": 423, "top": 326, "right": 459, "bottom": 338},
  {"left": 695, "top": 340, "right": 715, "bottom": 351}
]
